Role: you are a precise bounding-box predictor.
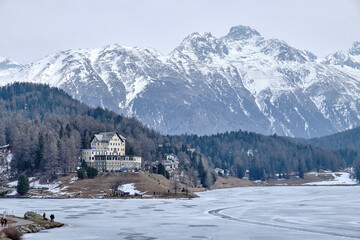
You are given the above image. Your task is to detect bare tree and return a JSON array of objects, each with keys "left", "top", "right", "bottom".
[
  {"left": 110, "top": 180, "right": 122, "bottom": 196},
  {"left": 172, "top": 179, "right": 179, "bottom": 196},
  {"left": 43, "top": 131, "right": 59, "bottom": 173}
]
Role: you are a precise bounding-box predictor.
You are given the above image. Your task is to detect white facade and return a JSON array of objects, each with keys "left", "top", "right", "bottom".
[
  {"left": 81, "top": 132, "right": 141, "bottom": 172},
  {"left": 214, "top": 168, "right": 225, "bottom": 176},
  {"left": 162, "top": 154, "right": 179, "bottom": 173}
]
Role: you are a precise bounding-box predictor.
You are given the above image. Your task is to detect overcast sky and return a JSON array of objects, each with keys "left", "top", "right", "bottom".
[{"left": 1, "top": 0, "right": 359, "bottom": 64}]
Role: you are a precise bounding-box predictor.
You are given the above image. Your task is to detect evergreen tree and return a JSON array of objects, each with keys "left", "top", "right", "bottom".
[
  {"left": 235, "top": 163, "right": 246, "bottom": 179},
  {"left": 17, "top": 174, "right": 30, "bottom": 195},
  {"left": 66, "top": 124, "right": 72, "bottom": 138},
  {"left": 77, "top": 168, "right": 86, "bottom": 179},
  {"left": 86, "top": 166, "right": 98, "bottom": 178},
  {"left": 126, "top": 142, "right": 134, "bottom": 155},
  {"left": 298, "top": 158, "right": 306, "bottom": 179},
  {"left": 59, "top": 125, "right": 64, "bottom": 139},
  {"left": 249, "top": 165, "right": 266, "bottom": 181},
  {"left": 197, "top": 159, "right": 209, "bottom": 187},
  {"left": 80, "top": 160, "right": 88, "bottom": 169},
  {"left": 157, "top": 163, "right": 170, "bottom": 179},
  {"left": 36, "top": 133, "right": 45, "bottom": 169}
]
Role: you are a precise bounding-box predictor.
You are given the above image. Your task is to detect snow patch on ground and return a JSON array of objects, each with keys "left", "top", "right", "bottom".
[
  {"left": 6, "top": 177, "right": 78, "bottom": 197},
  {"left": 7, "top": 177, "right": 36, "bottom": 188},
  {"left": 69, "top": 177, "right": 78, "bottom": 184},
  {"left": 7, "top": 189, "right": 17, "bottom": 196},
  {"left": 7, "top": 180, "right": 18, "bottom": 187},
  {"left": 29, "top": 180, "right": 74, "bottom": 197},
  {"left": 304, "top": 172, "right": 357, "bottom": 185},
  {"left": 30, "top": 180, "right": 62, "bottom": 192},
  {"left": 118, "top": 183, "right": 144, "bottom": 195}
]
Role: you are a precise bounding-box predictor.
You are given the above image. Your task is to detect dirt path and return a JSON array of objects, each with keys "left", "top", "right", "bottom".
[{"left": 5, "top": 216, "right": 33, "bottom": 228}]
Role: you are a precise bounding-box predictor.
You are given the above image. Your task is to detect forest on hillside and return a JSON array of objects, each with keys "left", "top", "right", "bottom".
[
  {"left": 304, "top": 127, "right": 360, "bottom": 150},
  {"left": 0, "top": 83, "right": 357, "bottom": 187},
  {"left": 164, "top": 132, "right": 346, "bottom": 181},
  {"left": 295, "top": 127, "right": 360, "bottom": 183},
  {"left": 0, "top": 83, "right": 163, "bottom": 174}
]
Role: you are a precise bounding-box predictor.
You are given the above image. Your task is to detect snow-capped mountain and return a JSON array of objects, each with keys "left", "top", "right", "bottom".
[
  {"left": 1, "top": 25, "right": 360, "bottom": 138},
  {"left": 0, "top": 56, "right": 21, "bottom": 80},
  {"left": 0, "top": 56, "right": 20, "bottom": 69}
]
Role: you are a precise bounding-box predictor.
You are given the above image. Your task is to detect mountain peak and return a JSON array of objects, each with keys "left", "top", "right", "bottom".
[
  {"left": 181, "top": 32, "right": 215, "bottom": 43},
  {"left": 174, "top": 32, "right": 216, "bottom": 54},
  {"left": 349, "top": 41, "right": 360, "bottom": 55},
  {"left": 226, "top": 25, "right": 261, "bottom": 40},
  {"left": 0, "top": 56, "right": 20, "bottom": 70}
]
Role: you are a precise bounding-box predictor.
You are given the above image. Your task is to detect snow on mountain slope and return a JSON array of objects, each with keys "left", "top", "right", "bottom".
[
  {"left": 0, "top": 56, "right": 20, "bottom": 70},
  {"left": 0, "top": 56, "right": 21, "bottom": 81},
  {"left": 1, "top": 25, "right": 360, "bottom": 138},
  {"left": 320, "top": 41, "right": 360, "bottom": 129},
  {"left": 322, "top": 41, "right": 360, "bottom": 85},
  {"left": 167, "top": 25, "right": 360, "bottom": 137}
]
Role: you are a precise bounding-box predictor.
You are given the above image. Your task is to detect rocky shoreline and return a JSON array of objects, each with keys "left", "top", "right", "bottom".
[
  {"left": 15, "top": 220, "right": 64, "bottom": 234},
  {"left": 0, "top": 216, "right": 64, "bottom": 239}
]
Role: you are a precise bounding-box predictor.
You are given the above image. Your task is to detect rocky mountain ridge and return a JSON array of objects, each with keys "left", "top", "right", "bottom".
[{"left": 1, "top": 25, "right": 360, "bottom": 138}]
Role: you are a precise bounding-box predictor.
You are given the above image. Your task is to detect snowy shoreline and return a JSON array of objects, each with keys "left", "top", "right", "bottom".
[{"left": 4, "top": 171, "right": 358, "bottom": 199}]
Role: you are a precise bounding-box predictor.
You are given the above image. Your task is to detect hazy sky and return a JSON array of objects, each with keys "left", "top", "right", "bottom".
[{"left": 1, "top": 0, "right": 359, "bottom": 64}]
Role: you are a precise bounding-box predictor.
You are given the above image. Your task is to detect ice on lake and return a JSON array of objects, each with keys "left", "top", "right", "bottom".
[{"left": 2, "top": 186, "right": 360, "bottom": 240}]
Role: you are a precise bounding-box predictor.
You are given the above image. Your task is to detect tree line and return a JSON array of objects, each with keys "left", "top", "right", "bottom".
[
  {"left": 166, "top": 131, "right": 346, "bottom": 181},
  {"left": 0, "top": 83, "right": 163, "bottom": 177},
  {"left": 0, "top": 83, "right": 357, "bottom": 187},
  {"left": 296, "top": 127, "right": 360, "bottom": 182}
]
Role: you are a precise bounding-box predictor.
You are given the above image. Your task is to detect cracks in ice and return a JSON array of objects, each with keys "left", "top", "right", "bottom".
[{"left": 207, "top": 206, "right": 360, "bottom": 239}]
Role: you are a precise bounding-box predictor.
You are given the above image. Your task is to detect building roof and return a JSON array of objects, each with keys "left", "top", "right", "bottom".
[{"left": 92, "top": 132, "right": 126, "bottom": 142}]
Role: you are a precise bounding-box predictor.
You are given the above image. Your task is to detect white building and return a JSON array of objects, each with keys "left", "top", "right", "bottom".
[
  {"left": 162, "top": 154, "right": 179, "bottom": 173},
  {"left": 81, "top": 132, "right": 141, "bottom": 172},
  {"left": 214, "top": 168, "right": 225, "bottom": 176}
]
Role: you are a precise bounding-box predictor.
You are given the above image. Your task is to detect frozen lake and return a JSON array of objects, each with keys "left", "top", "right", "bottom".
[{"left": 2, "top": 186, "right": 360, "bottom": 240}]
